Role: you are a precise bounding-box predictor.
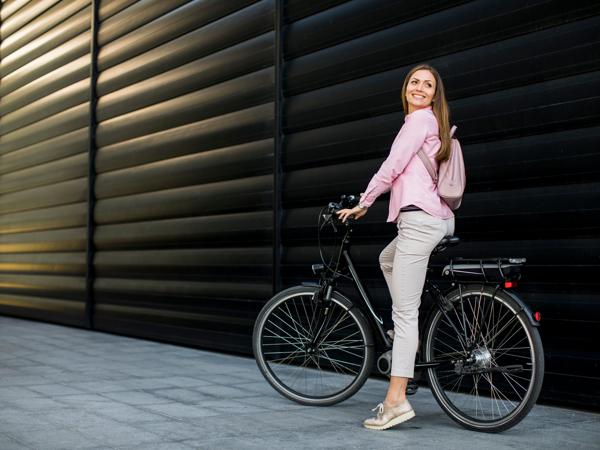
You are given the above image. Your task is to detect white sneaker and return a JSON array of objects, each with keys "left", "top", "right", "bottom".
[{"left": 363, "top": 400, "right": 415, "bottom": 430}]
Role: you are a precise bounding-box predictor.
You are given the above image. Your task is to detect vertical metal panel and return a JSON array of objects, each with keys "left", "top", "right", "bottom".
[
  {"left": 85, "top": 0, "right": 99, "bottom": 329},
  {"left": 273, "top": 0, "right": 283, "bottom": 295}
]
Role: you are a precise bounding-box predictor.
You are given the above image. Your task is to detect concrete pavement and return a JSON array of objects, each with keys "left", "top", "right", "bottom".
[{"left": 0, "top": 316, "right": 598, "bottom": 450}]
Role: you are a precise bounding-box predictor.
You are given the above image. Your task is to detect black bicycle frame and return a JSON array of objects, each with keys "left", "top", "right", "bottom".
[
  {"left": 340, "top": 247, "right": 456, "bottom": 371},
  {"left": 313, "top": 224, "right": 475, "bottom": 372}
]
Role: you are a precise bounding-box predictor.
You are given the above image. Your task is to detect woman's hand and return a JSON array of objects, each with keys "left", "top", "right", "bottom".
[{"left": 336, "top": 206, "right": 368, "bottom": 223}]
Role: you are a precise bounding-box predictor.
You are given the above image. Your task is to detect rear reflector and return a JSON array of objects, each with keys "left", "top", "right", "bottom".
[
  {"left": 504, "top": 281, "right": 517, "bottom": 289},
  {"left": 534, "top": 311, "right": 542, "bottom": 322}
]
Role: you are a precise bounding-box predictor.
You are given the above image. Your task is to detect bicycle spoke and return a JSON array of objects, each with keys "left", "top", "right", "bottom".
[
  {"left": 492, "top": 325, "right": 527, "bottom": 358},
  {"left": 284, "top": 355, "right": 314, "bottom": 386},
  {"left": 268, "top": 349, "right": 306, "bottom": 365},
  {"left": 269, "top": 311, "right": 308, "bottom": 341},
  {"left": 320, "top": 343, "right": 365, "bottom": 351},
  {"left": 261, "top": 334, "right": 303, "bottom": 343},
  {"left": 318, "top": 345, "right": 363, "bottom": 359},
  {"left": 263, "top": 349, "right": 305, "bottom": 356},
  {"left": 448, "top": 303, "right": 471, "bottom": 352},
  {"left": 263, "top": 325, "right": 306, "bottom": 351},
  {"left": 473, "top": 374, "right": 485, "bottom": 419},
  {"left": 446, "top": 373, "right": 466, "bottom": 393},
  {"left": 319, "top": 348, "right": 361, "bottom": 373},
  {"left": 433, "top": 327, "right": 468, "bottom": 356},
  {"left": 492, "top": 342, "right": 529, "bottom": 355},
  {"left": 492, "top": 359, "right": 529, "bottom": 395},
  {"left": 321, "top": 329, "right": 361, "bottom": 346},
  {"left": 283, "top": 302, "right": 312, "bottom": 339},
  {"left": 299, "top": 296, "right": 317, "bottom": 338},
  {"left": 482, "top": 371, "right": 519, "bottom": 407},
  {"left": 481, "top": 372, "right": 509, "bottom": 417},
  {"left": 317, "top": 311, "right": 354, "bottom": 344},
  {"left": 484, "top": 311, "right": 518, "bottom": 349}
]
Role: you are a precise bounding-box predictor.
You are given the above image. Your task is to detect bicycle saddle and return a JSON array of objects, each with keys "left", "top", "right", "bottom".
[
  {"left": 439, "top": 235, "right": 460, "bottom": 247},
  {"left": 433, "top": 235, "right": 460, "bottom": 254}
]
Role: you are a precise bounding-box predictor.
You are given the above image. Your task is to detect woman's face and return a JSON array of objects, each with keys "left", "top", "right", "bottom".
[{"left": 405, "top": 69, "right": 436, "bottom": 113}]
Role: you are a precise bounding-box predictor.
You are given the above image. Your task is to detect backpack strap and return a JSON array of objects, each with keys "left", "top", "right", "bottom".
[
  {"left": 417, "top": 125, "right": 457, "bottom": 184},
  {"left": 417, "top": 149, "right": 438, "bottom": 183}
]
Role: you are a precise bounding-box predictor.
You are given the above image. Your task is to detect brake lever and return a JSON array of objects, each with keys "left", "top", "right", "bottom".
[{"left": 345, "top": 217, "right": 357, "bottom": 227}]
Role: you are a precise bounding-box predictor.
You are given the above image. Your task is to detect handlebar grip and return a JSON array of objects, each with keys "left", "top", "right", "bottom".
[{"left": 327, "top": 202, "right": 341, "bottom": 215}]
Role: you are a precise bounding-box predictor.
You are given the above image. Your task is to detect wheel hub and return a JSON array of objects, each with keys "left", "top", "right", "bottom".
[
  {"left": 471, "top": 347, "right": 493, "bottom": 369},
  {"left": 305, "top": 344, "right": 318, "bottom": 355},
  {"left": 453, "top": 347, "right": 493, "bottom": 374}
]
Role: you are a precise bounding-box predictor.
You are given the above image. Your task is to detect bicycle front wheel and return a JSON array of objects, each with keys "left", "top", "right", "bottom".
[
  {"left": 253, "top": 286, "right": 374, "bottom": 406},
  {"left": 424, "top": 285, "right": 544, "bottom": 432}
]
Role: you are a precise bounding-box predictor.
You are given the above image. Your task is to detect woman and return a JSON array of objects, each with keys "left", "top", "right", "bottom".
[{"left": 336, "top": 64, "right": 455, "bottom": 430}]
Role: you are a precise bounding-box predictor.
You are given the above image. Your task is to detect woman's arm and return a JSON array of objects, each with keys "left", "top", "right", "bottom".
[{"left": 359, "top": 111, "right": 430, "bottom": 208}]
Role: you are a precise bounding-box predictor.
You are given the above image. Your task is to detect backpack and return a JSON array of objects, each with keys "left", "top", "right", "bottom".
[{"left": 417, "top": 125, "right": 466, "bottom": 210}]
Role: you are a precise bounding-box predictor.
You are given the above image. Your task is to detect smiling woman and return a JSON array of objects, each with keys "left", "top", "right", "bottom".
[{"left": 336, "top": 64, "right": 456, "bottom": 430}]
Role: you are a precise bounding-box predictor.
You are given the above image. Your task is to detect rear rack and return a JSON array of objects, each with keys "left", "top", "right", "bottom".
[{"left": 442, "top": 258, "right": 526, "bottom": 283}]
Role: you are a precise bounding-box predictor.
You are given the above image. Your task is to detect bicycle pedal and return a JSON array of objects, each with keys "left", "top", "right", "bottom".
[{"left": 406, "top": 380, "right": 419, "bottom": 396}]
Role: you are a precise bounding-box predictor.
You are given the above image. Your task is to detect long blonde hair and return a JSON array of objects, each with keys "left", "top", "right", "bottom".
[{"left": 401, "top": 64, "right": 451, "bottom": 162}]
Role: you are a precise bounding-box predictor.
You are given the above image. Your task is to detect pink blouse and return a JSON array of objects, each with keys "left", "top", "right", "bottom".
[{"left": 359, "top": 106, "right": 454, "bottom": 222}]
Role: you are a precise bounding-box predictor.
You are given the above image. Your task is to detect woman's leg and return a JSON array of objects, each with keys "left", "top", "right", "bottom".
[
  {"left": 379, "top": 237, "right": 409, "bottom": 404},
  {"left": 384, "top": 212, "right": 448, "bottom": 405},
  {"left": 379, "top": 236, "right": 397, "bottom": 290}
]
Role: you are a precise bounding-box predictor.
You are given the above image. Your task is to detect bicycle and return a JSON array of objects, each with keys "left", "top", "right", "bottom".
[{"left": 253, "top": 194, "right": 544, "bottom": 432}]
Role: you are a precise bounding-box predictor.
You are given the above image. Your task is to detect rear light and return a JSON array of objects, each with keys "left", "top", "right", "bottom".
[
  {"left": 504, "top": 281, "right": 517, "bottom": 289},
  {"left": 534, "top": 311, "right": 542, "bottom": 322}
]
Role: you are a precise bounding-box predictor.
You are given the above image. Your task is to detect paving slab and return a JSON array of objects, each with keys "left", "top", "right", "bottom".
[{"left": 0, "top": 316, "right": 598, "bottom": 450}]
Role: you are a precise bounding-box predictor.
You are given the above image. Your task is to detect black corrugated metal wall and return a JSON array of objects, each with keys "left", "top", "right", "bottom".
[
  {"left": 0, "top": 0, "right": 92, "bottom": 326},
  {"left": 0, "top": 0, "right": 598, "bottom": 409}
]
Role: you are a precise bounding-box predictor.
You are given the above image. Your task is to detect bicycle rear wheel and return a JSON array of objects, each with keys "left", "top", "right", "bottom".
[
  {"left": 424, "top": 285, "right": 544, "bottom": 432},
  {"left": 253, "top": 286, "right": 374, "bottom": 406}
]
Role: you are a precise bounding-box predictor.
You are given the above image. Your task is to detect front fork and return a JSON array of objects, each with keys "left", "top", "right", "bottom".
[{"left": 309, "top": 278, "right": 335, "bottom": 345}]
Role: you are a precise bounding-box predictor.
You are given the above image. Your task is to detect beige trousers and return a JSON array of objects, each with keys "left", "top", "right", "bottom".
[{"left": 379, "top": 210, "right": 455, "bottom": 378}]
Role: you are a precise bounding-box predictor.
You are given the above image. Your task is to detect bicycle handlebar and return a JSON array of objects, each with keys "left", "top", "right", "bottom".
[
  {"left": 320, "top": 195, "right": 362, "bottom": 237},
  {"left": 326, "top": 194, "right": 360, "bottom": 215}
]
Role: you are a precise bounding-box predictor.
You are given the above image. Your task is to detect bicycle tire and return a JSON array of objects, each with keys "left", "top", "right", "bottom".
[
  {"left": 424, "top": 285, "right": 544, "bottom": 432},
  {"left": 253, "top": 285, "right": 375, "bottom": 406}
]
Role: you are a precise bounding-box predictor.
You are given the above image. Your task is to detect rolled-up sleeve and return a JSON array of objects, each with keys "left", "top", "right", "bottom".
[{"left": 359, "top": 111, "right": 430, "bottom": 207}]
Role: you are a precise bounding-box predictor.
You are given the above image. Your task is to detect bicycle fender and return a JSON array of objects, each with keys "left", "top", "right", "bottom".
[
  {"left": 502, "top": 289, "right": 541, "bottom": 328},
  {"left": 446, "top": 284, "right": 540, "bottom": 328},
  {"left": 299, "top": 283, "right": 356, "bottom": 310},
  {"left": 330, "top": 289, "right": 355, "bottom": 311}
]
